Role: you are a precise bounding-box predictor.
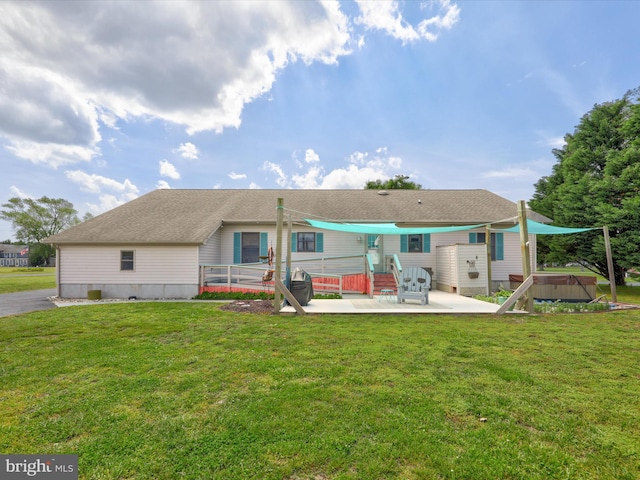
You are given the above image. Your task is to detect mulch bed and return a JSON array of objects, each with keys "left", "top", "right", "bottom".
[{"left": 219, "top": 299, "right": 275, "bottom": 314}]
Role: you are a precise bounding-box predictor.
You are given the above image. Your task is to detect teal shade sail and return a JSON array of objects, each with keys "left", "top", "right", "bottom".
[
  {"left": 304, "top": 219, "right": 486, "bottom": 235},
  {"left": 305, "top": 218, "right": 596, "bottom": 236},
  {"left": 493, "top": 219, "right": 596, "bottom": 235}
]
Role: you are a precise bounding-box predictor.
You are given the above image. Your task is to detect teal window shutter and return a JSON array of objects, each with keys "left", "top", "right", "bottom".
[
  {"left": 291, "top": 233, "right": 297, "bottom": 252},
  {"left": 233, "top": 232, "right": 241, "bottom": 264},
  {"left": 423, "top": 234, "right": 431, "bottom": 253},
  {"left": 469, "top": 232, "right": 477, "bottom": 243},
  {"left": 495, "top": 232, "right": 504, "bottom": 261},
  {"left": 316, "top": 233, "right": 323, "bottom": 252},
  {"left": 400, "top": 235, "right": 408, "bottom": 253},
  {"left": 260, "top": 232, "right": 268, "bottom": 257}
]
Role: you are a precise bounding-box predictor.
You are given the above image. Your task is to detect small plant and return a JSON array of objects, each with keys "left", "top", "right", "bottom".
[
  {"left": 193, "top": 291, "right": 342, "bottom": 301},
  {"left": 534, "top": 301, "right": 609, "bottom": 313},
  {"left": 313, "top": 292, "right": 342, "bottom": 299},
  {"left": 193, "top": 291, "right": 274, "bottom": 301},
  {"left": 473, "top": 294, "right": 497, "bottom": 304},
  {"left": 495, "top": 287, "right": 512, "bottom": 297}
]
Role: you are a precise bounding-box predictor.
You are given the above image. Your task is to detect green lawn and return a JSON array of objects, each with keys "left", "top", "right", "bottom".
[
  {"left": 1, "top": 303, "right": 639, "bottom": 479},
  {"left": 539, "top": 266, "right": 605, "bottom": 280},
  {"left": 0, "top": 267, "right": 56, "bottom": 293}
]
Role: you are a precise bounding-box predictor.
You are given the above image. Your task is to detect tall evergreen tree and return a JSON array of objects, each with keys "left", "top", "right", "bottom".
[{"left": 530, "top": 88, "right": 640, "bottom": 285}]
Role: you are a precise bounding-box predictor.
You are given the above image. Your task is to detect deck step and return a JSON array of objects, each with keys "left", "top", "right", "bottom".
[{"left": 373, "top": 273, "right": 397, "bottom": 295}]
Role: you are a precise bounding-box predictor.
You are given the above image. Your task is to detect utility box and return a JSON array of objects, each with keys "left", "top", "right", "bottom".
[{"left": 435, "top": 244, "right": 488, "bottom": 296}]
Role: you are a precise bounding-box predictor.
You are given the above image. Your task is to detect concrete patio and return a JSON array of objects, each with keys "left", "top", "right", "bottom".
[{"left": 281, "top": 290, "right": 503, "bottom": 314}]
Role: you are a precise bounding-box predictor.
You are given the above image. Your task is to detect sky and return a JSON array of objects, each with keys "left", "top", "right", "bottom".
[{"left": 1, "top": 0, "right": 639, "bottom": 241}]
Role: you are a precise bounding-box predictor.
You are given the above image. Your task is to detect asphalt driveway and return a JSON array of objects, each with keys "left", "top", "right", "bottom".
[{"left": 0, "top": 289, "right": 57, "bottom": 317}]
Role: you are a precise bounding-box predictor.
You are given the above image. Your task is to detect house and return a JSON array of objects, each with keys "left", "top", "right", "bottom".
[
  {"left": 45, "top": 189, "right": 550, "bottom": 299},
  {"left": 0, "top": 245, "right": 29, "bottom": 267}
]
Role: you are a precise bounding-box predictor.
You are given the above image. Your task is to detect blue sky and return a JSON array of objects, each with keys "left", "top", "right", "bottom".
[{"left": 1, "top": 0, "right": 638, "bottom": 241}]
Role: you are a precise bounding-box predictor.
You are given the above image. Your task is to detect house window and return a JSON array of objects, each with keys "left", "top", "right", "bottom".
[
  {"left": 469, "top": 232, "right": 504, "bottom": 261},
  {"left": 121, "top": 250, "right": 134, "bottom": 270},
  {"left": 400, "top": 234, "right": 430, "bottom": 253},
  {"left": 297, "top": 233, "right": 316, "bottom": 252},
  {"left": 408, "top": 234, "right": 423, "bottom": 252},
  {"left": 242, "top": 232, "right": 260, "bottom": 263},
  {"left": 233, "top": 232, "right": 268, "bottom": 264},
  {"left": 291, "top": 232, "right": 324, "bottom": 253}
]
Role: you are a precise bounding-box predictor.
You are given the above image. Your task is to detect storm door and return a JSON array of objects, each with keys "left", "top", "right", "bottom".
[{"left": 367, "top": 234, "right": 384, "bottom": 272}]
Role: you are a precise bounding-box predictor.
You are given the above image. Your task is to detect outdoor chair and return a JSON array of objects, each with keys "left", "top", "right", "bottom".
[{"left": 397, "top": 267, "right": 430, "bottom": 305}]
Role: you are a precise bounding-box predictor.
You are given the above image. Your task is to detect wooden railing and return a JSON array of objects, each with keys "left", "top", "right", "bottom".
[
  {"left": 200, "top": 254, "right": 371, "bottom": 296},
  {"left": 386, "top": 254, "right": 403, "bottom": 287}
]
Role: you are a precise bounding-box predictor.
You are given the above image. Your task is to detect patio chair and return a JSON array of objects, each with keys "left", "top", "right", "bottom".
[{"left": 397, "top": 267, "right": 430, "bottom": 305}]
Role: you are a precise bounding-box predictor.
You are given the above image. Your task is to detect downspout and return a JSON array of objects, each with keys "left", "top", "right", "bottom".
[{"left": 55, "top": 246, "right": 61, "bottom": 297}]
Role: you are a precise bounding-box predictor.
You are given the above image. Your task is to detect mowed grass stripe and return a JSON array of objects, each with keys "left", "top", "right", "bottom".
[{"left": 1, "top": 303, "right": 639, "bottom": 479}]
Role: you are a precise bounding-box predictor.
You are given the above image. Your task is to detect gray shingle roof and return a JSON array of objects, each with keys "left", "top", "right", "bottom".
[{"left": 45, "top": 189, "right": 550, "bottom": 245}]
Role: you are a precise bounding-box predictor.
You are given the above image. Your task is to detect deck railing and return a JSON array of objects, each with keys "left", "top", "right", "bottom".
[
  {"left": 200, "top": 254, "right": 371, "bottom": 296},
  {"left": 386, "top": 254, "right": 403, "bottom": 287}
]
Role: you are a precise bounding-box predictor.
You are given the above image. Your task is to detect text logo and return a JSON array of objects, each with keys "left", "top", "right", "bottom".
[{"left": 1, "top": 455, "right": 77, "bottom": 480}]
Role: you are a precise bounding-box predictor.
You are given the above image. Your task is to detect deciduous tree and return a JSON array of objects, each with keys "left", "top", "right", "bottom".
[
  {"left": 0, "top": 196, "right": 80, "bottom": 264},
  {"left": 365, "top": 174, "right": 421, "bottom": 190}
]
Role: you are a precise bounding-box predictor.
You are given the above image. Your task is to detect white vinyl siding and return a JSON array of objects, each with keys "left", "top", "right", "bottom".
[
  {"left": 59, "top": 245, "right": 199, "bottom": 284},
  {"left": 199, "top": 230, "right": 222, "bottom": 265},
  {"left": 214, "top": 225, "right": 537, "bottom": 281},
  {"left": 220, "top": 225, "right": 365, "bottom": 274},
  {"left": 435, "top": 243, "right": 488, "bottom": 296}
]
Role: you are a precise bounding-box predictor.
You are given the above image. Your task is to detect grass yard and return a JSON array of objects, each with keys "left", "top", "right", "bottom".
[
  {"left": 539, "top": 266, "right": 606, "bottom": 282},
  {"left": 1, "top": 303, "right": 639, "bottom": 479},
  {"left": 0, "top": 267, "right": 56, "bottom": 293}
]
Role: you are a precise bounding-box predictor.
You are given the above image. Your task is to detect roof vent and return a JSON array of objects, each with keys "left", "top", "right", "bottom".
[{"left": 377, "top": 190, "right": 389, "bottom": 196}]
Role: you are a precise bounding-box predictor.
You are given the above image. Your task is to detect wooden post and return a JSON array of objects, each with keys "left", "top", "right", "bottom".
[
  {"left": 496, "top": 274, "right": 534, "bottom": 314},
  {"left": 517, "top": 200, "right": 534, "bottom": 313},
  {"left": 485, "top": 225, "right": 492, "bottom": 294},
  {"left": 287, "top": 214, "right": 292, "bottom": 287},
  {"left": 603, "top": 226, "right": 617, "bottom": 303},
  {"left": 273, "top": 198, "right": 284, "bottom": 314},
  {"left": 274, "top": 276, "right": 305, "bottom": 314}
]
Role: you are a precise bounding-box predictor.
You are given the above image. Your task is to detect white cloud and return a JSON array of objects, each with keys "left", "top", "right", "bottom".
[
  {"left": 159, "top": 160, "right": 181, "bottom": 180},
  {"left": 355, "top": 0, "right": 460, "bottom": 44},
  {"left": 0, "top": 0, "right": 352, "bottom": 166},
  {"left": 65, "top": 170, "right": 139, "bottom": 195},
  {"left": 85, "top": 194, "right": 124, "bottom": 214},
  {"left": 8, "top": 186, "right": 33, "bottom": 199},
  {"left": 156, "top": 180, "right": 172, "bottom": 189},
  {"left": 289, "top": 147, "right": 404, "bottom": 189},
  {"left": 0, "top": 1, "right": 459, "bottom": 170},
  {"left": 263, "top": 161, "right": 288, "bottom": 187},
  {"left": 546, "top": 136, "right": 566, "bottom": 149},
  {"left": 304, "top": 148, "right": 320, "bottom": 163},
  {"left": 249, "top": 182, "right": 262, "bottom": 189},
  {"left": 6, "top": 140, "right": 98, "bottom": 168},
  {"left": 64, "top": 170, "right": 139, "bottom": 214},
  {"left": 291, "top": 166, "right": 324, "bottom": 189},
  {"left": 176, "top": 142, "right": 199, "bottom": 160},
  {"left": 319, "top": 164, "right": 390, "bottom": 188},
  {"left": 348, "top": 151, "right": 368, "bottom": 165},
  {"left": 228, "top": 172, "right": 247, "bottom": 180}
]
